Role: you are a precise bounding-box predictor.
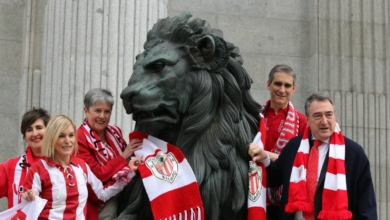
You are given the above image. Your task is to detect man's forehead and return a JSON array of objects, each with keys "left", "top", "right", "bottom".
[
  {"left": 312, "top": 110, "right": 334, "bottom": 114},
  {"left": 309, "top": 101, "right": 335, "bottom": 114},
  {"left": 272, "top": 75, "right": 294, "bottom": 84},
  {"left": 273, "top": 79, "right": 293, "bottom": 84}
]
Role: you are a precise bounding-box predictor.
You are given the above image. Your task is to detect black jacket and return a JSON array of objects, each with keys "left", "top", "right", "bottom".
[{"left": 266, "top": 134, "right": 377, "bottom": 220}]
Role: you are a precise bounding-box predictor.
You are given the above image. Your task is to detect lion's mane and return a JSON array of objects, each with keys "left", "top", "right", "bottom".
[{"left": 118, "top": 12, "right": 262, "bottom": 220}]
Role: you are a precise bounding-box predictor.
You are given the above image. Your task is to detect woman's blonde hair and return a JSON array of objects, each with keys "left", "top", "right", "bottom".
[{"left": 41, "top": 115, "right": 78, "bottom": 160}]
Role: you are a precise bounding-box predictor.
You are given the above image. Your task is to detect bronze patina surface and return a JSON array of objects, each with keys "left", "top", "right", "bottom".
[{"left": 118, "top": 12, "right": 261, "bottom": 220}]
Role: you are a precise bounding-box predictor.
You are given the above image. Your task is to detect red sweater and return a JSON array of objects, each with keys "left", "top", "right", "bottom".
[
  {"left": 263, "top": 106, "right": 307, "bottom": 152},
  {"left": 76, "top": 125, "right": 129, "bottom": 219}
]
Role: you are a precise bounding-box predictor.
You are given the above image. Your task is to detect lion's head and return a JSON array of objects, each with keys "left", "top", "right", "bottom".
[{"left": 120, "top": 12, "right": 261, "bottom": 220}]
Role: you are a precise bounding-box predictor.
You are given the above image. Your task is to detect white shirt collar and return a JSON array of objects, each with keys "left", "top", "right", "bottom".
[{"left": 311, "top": 134, "right": 330, "bottom": 144}]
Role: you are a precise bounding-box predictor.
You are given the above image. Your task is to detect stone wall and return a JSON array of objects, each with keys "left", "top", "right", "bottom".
[
  {"left": 0, "top": 0, "right": 168, "bottom": 211},
  {"left": 0, "top": 0, "right": 389, "bottom": 218},
  {"left": 0, "top": 0, "right": 27, "bottom": 210},
  {"left": 37, "top": 0, "right": 167, "bottom": 136},
  {"left": 169, "top": 0, "right": 316, "bottom": 113},
  {"left": 169, "top": 1, "right": 389, "bottom": 217}
]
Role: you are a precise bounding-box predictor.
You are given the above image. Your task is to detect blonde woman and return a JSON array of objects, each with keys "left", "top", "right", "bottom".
[{"left": 22, "top": 115, "right": 141, "bottom": 219}]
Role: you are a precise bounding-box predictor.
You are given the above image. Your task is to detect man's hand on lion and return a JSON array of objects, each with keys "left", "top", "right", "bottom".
[{"left": 248, "top": 143, "right": 269, "bottom": 162}]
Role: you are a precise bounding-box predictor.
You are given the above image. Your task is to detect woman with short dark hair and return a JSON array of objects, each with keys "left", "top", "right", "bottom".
[{"left": 0, "top": 107, "right": 50, "bottom": 208}]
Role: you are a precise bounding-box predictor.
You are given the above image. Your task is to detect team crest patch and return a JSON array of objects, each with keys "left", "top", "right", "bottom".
[
  {"left": 297, "top": 165, "right": 304, "bottom": 182},
  {"left": 145, "top": 151, "right": 179, "bottom": 183},
  {"left": 248, "top": 161, "right": 262, "bottom": 202}
]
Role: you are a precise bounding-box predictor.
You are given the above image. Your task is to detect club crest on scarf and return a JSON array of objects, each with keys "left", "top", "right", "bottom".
[
  {"left": 297, "top": 165, "right": 305, "bottom": 182},
  {"left": 248, "top": 161, "right": 262, "bottom": 202},
  {"left": 146, "top": 151, "right": 179, "bottom": 183}
]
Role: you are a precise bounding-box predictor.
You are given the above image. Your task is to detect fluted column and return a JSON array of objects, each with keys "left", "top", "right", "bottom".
[
  {"left": 317, "top": 0, "right": 389, "bottom": 217},
  {"left": 34, "top": 0, "right": 167, "bottom": 137}
]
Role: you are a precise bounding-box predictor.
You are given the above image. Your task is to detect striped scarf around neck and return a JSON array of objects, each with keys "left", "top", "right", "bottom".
[
  {"left": 9, "top": 146, "right": 35, "bottom": 208},
  {"left": 262, "top": 100, "right": 300, "bottom": 206},
  {"left": 80, "top": 119, "right": 126, "bottom": 165},
  {"left": 285, "top": 123, "right": 352, "bottom": 220},
  {"left": 262, "top": 100, "right": 300, "bottom": 154}
]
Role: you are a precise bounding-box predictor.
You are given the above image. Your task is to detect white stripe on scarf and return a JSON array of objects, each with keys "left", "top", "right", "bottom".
[{"left": 81, "top": 120, "right": 125, "bottom": 165}]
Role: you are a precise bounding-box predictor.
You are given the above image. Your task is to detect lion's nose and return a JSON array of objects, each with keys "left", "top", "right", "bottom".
[
  {"left": 120, "top": 85, "right": 133, "bottom": 100},
  {"left": 120, "top": 86, "right": 135, "bottom": 114}
]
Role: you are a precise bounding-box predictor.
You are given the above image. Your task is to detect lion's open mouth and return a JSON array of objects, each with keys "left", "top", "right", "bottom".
[{"left": 133, "top": 106, "right": 179, "bottom": 124}]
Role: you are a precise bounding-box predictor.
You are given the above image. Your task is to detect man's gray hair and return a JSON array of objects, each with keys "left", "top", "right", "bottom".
[
  {"left": 268, "top": 64, "right": 296, "bottom": 84},
  {"left": 304, "top": 92, "right": 334, "bottom": 116}
]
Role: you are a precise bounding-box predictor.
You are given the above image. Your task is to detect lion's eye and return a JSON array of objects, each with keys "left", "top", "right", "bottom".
[{"left": 148, "top": 62, "right": 165, "bottom": 73}]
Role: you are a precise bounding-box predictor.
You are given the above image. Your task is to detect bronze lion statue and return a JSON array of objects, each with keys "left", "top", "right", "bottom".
[{"left": 118, "top": 12, "right": 261, "bottom": 220}]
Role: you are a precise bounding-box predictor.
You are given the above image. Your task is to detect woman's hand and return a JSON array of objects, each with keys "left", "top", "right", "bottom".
[
  {"left": 129, "top": 157, "right": 143, "bottom": 172},
  {"left": 121, "top": 139, "right": 142, "bottom": 160},
  {"left": 22, "top": 189, "right": 36, "bottom": 201}
]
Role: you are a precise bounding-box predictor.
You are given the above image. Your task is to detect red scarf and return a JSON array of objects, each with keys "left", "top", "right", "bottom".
[
  {"left": 285, "top": 124, "right": 352, "bottom": 219},
  {"left": 8, "top": 146, "right": 35, "bottom": 208},
  {"left": 262, "top": 100, "right": 300, "bottom": 206},
  {"left": 79, "top": 119, "right": 126, "bottom": 165},
  {"left": 130, "top": 131, "right": 204, "bottom": 220},
  {"left": 262, "top": 100, "right": 300, "bottom": 154},
  {"left": 247, "top": 114, "right": 267, "bottom": 220}
]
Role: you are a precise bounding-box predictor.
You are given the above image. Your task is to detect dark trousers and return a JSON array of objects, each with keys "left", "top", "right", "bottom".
[{"left": 266, "top": 205, "right": 280, "bottom": 220}]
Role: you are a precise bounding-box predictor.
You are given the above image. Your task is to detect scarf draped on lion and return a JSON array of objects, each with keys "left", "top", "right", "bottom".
[{"left": 118, "top": 12, "right": 261, "bottom": 220}]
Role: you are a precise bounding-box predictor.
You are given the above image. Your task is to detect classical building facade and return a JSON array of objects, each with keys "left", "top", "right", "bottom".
[{"left": 0, "top": 0, "right": 388, "bottom": 217}]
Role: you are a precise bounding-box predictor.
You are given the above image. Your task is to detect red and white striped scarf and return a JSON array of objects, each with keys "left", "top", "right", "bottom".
[
  {"left": 285, "top": 123, "right": 352, "bottom": 220},
  {"left": 261, "top": 100, "right": 300, "bottom": 154},
  {"left": 247, "top": 114, "right": 267, "bottom": 220},
  {"left": 8, "top": 146, "right": 35, "bottom": 208},
  {"left": 80, "top": 119, "right": 127, "bottom": 165},
  {"left": 262, "top": 101, "right": 300, "bottom": 206},
  {"left": 130, "top": 131, "right": 204, "bottom": 220}
]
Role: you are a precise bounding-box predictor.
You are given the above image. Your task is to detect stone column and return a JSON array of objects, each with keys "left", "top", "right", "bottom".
[
  {"left": 0, "top": 0, "right": 26, "bottom": 210},
  {"left": 36, "top": 0, "right": 167, "bottom": 138},
  {"left": 316, "top": 1, "right": 389, "bottom": 217}
]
